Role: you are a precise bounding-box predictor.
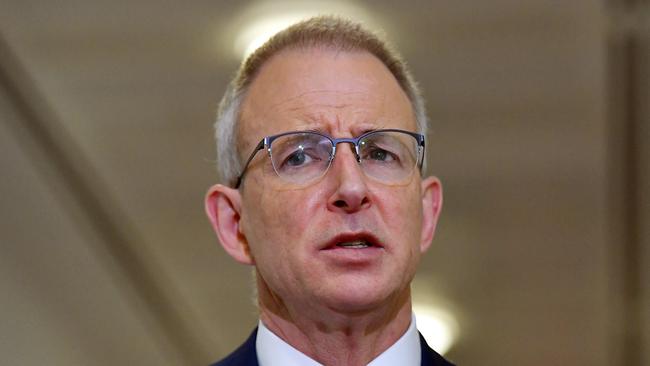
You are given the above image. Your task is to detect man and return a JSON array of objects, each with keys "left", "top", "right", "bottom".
[{"left": 205, "top": 16, "right": 451, "bottom": 366}]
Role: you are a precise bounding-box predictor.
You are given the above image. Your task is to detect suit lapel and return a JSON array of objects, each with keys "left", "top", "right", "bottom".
[
  {"left": 211, "top": 328, "right": 259, "bottom": 366},
  {"left": 419, "top": 332, "right": 455, "bottom": 366}
]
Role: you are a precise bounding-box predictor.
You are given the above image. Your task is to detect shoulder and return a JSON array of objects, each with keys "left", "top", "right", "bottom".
[
  {"left": 210, "top": 328, "right": 258, "bottom": 366},
  {"left": 419, "top": 332, "right": 456, "bottom": 366}
]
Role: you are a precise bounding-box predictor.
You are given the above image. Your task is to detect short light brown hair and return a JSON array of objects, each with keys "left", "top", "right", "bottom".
[{"left": 214, "top": 15, "right": 428, "bottom": 187}]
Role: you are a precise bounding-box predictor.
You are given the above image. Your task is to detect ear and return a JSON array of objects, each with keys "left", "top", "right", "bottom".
[
  {"left": 419, "top": 176, "right": 443, "bottom": 253},
  {"left": 204, "top": 184, "right": 254, "bottom": 265}
]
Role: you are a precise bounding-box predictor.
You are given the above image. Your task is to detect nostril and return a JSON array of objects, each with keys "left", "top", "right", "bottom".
[{"left": 332, "top": 197, "right": 369, "bottom": 209}]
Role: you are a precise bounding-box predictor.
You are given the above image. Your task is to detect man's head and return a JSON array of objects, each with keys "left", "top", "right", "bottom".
[
  {"left": 206, "top": 16, "right": 442, "bottom": 317},
  {"left": 214, "top": 16, "right": 429, "bottom": 188}
]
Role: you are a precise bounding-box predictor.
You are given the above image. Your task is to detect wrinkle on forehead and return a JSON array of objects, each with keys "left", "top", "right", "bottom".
[
  {"left": 252, "top": 89, "right": 382, "bottom": 125},
  {"left": 270, "top": 89, "right": 374, "bottom": 112},
  {"left": 240, "top": 94, "right": 387, "bottom": 147},
  {"left": 262, "top": 88, "right": 388, "bottom": 132}
]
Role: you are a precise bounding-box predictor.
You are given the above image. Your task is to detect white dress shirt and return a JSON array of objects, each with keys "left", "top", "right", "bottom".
[{"left": 256, "top": 314, "right": 421, "bottom": 366}]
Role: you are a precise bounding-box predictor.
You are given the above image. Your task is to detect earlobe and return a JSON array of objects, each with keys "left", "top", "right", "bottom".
[
  {"left": 204, "top": 184, "right": 254, "bottom": 265},
  {"left": 419, "top": 176, "right": 443, "bottom": 253}
]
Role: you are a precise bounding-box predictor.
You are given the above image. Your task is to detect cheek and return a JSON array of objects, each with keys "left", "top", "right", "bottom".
[
  {"left": 260, "top": 192, "right": 310, "bottom": 232},
  {"left": 375, "top": 185, "right": 423, "bottom": 249},
  {"left": 242, "top": 187, "right": 317, "bottom": 258},
  {"left": 241, "top": 188, "right": 324, "bottom": 296},
  {"left": 383, "top": 182, "right": 421, "bottom": 216}
]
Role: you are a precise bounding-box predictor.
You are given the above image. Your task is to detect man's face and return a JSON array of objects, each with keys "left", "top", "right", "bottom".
[{"left": 230, "top": 48, "right": 441, "bottom": 313}]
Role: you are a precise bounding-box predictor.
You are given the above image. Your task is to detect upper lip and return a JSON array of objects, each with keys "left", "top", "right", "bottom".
[{"left": 320, "top": 232, "right": 384, "bottom": 250}]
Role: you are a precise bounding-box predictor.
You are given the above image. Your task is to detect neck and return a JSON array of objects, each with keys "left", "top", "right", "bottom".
[{"left": 257, "top": 278, "right": 413, "bottom": 366}]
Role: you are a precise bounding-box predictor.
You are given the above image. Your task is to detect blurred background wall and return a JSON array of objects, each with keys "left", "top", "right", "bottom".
[{"left": 0, "top": 1, "right": 648, "bottom": 365}]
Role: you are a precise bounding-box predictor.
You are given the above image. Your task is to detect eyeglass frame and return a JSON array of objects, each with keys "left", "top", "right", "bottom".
[{"left": 234, "top": 128, "right": 426, "bottom": 188}]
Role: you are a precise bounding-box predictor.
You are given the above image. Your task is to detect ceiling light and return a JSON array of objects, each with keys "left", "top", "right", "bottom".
[
  {"left": 413, "top": 304, "right": 459, "bottom": 355},
  {"left": 232, "top": 1, "right": 378, "bottom": 60},
  {"left": 236, "top": 13, "right": 317, "bottom": 59}
]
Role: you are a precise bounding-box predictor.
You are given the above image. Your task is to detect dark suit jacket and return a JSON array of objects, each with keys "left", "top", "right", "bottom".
[{"left": 212, "top": 328, "right": 455, "bottom": 366}]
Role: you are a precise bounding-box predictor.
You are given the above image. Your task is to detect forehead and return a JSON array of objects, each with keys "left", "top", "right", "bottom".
[{"left": 238, "top": 48, "right": 416, "bottom": 149}]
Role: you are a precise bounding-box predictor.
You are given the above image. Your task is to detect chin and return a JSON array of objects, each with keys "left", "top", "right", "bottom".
[{"left": 317, "top": 282, "right": 404, "bottom": 315}]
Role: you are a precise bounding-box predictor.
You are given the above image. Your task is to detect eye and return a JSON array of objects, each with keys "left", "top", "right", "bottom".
[
  {"left": 368, "top": 148, "right": 391, "bottom": 161},
  {"left": 279, "top": 146, "right": 325, "bottom": 169},
  {"left": 364, "top": 146, "right": 398, "bottom": 162},
  {"left": 285, "top": 149, "right": 312, "bottom": 166}
]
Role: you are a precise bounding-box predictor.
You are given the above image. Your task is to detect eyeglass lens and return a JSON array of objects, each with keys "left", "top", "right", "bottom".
[{"left": 269, "top": 131, "right": 419, "bottom": 185}]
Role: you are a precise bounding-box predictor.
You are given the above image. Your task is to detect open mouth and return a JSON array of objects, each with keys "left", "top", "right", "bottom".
[
  {"left": 336, "top": 240, "right": 373, "bottom": 249},
  {"left": 321, "top": 233, "right": 383, "bottom": 250}
]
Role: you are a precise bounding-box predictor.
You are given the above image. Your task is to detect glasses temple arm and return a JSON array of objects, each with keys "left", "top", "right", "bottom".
[
  {"left": 417, "top": 138, "right": 426, "bottom": 170},
  {"left": 234, "top": 139, "right": 266, "bottom": 188}
]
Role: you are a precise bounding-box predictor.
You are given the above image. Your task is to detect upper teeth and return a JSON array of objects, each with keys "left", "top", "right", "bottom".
[{"left": 338, "top": 240, "right": 370, "bottom": 248}]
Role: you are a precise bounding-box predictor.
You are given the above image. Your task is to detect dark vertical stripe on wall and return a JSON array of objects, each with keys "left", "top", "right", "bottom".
[
  {"left": 620, "top": 35, "right": 642, "bottom": 366},
  {"left": 608, "top": 32, "right": 642, "bottom": 366}
]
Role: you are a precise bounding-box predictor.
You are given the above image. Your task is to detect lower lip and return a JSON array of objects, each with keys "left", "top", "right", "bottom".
[{"left": 319, "top": 246, "right": 383, "bottom": 264}]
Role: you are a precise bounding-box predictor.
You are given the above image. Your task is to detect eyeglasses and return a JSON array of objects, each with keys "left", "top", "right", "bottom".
[{"left": 234, "top": 129, "right": 425, "bottom": 188}]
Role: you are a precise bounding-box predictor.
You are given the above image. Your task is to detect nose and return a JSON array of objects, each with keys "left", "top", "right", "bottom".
[{"left": 326, "top": 144, "right": 370, "bottom": 213}]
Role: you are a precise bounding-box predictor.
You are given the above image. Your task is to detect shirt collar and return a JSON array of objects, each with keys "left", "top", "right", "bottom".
[
  {"left": 256, "top": 314, "right": 421, "bottom": 366},
  {"left": 256, "top": 320, "right": 322, "bottom": 366}
]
